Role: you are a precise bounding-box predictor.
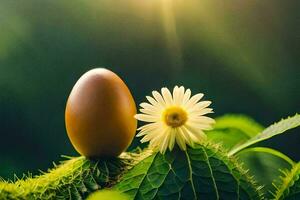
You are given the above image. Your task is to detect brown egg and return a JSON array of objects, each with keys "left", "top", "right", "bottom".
[{"left": 65, "top": 68, "right": 137, "bottom": 157}]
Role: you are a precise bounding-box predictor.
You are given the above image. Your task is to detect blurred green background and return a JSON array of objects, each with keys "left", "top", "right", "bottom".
[{"left": 0, "top": 0, "right": 299, "bottom": 179}]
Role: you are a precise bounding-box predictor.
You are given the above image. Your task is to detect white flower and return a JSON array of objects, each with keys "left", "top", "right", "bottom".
[{"left": 135, "top": 86, "right": 215, "bottom": 154}]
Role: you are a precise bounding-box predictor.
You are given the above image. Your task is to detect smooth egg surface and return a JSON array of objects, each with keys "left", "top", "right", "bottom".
[{"left": 65, "top": 68, "right": 137, "bottom": 157}]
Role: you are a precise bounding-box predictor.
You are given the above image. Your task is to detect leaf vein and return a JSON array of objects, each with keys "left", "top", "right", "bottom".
[
  {"left": 201, "top": 146, "right": 220, "bottom": 200},
  {"left": 184, "top": 150, "right": 197, "bottom": 200}
]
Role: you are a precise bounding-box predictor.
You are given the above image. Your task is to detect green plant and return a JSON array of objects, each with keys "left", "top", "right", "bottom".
[{"left": 0, "top": 114, "right": 299, "bottom": 199}]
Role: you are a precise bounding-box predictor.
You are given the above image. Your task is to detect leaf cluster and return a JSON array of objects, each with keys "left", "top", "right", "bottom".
[{"left": 0, "top": 114, "right": 299, "bottom": 199}]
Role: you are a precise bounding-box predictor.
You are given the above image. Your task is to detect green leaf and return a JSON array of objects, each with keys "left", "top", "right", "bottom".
[
  {"left": 0, "top": 154, "right": 140, "bottom": 200},
  {"left": 236, "top": 147, "right": 294, "bottom": 198},
  {"left": 213, "top": 114, "right": 264, "bottom": 137},
  {"left": 229, "top": 114, "right": 300, "bottom": 156},
  {"left": 87, "top": 190, "right": 129, "bottom": 200},
  {"left": 115, "top": 143, "right": 263, "bottom": 200},
  {"left": 273, "top": 163, "right": 300, "bottom": 200},
  {"left": 207, "top": 129, "right": 251, "bottom": 151},
  {"left": 207, "top": 114, "right": 264, "bottom": 150}
]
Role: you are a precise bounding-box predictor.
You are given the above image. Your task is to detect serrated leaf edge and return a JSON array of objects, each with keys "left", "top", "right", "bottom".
[{"left": 272, "top": 163, "right": 300, "bottom": 200}]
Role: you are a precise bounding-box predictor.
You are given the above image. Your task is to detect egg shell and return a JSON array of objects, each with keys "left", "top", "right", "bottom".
[{"left": 65, "top": 68, "right": 137, "bottom": 157}]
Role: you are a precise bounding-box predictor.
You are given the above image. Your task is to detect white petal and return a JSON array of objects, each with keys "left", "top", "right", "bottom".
[
  {"left": 141, "top": 130, "right": 161, "bottom": 142},
  {"left": 188, "top": 101, "right": 212, "bottom": 112},
  {"left": 184, "top": 93, "right": 204, "bottom": 109},
  {"left": 189, "top": 116, "right": 216, "bottom": 124},
  {"left": 159, "top": 129, "right": 171, "bottom": 154},
  {"left": 172, "top": 86, "right": 179, "bottom": 105},
  {"left": 182, "top": 89, "right": 191, "bottom": 105},
  {"left": 137, "top": 129, "right": 154, "bottom": 138},
  {"left": 168, "top": 129, "right": 176, "bottom": 150},
  {"left": 186, "top": 121, "right": 214, "bottom": 130},
  {"left": 140, "top": 127, "right": 165, "bottom": 143},
  {"left": 136, "top": 131, "right": 148, "bottom": 137},
  {"left": 178, "top": 127, "right": 193, "bottom": 146},
  {"left": 161, "top": 87, "right": 173, "bottom": 106},
  {"left": 135, "top": 114, "right": 159, "bottom": 122},
  {"left": 137, "top": 123, "right": 164, "bottom": 137},
  {"left": 139, "top": 103, "right": 160, "bottom": 112},
  {"left": 175, "top": 129, "right": 187, "bottom": 150},
  {"left": 137, "top": 122, "right": 161, "bottom": 131},
  {"left": 146, "top": 96, "right": 163, "bottom": 108},
  {"left": 189, "top": 108, "right": 213, "bottom": 115},
  {"left": 149, "top": 131, "right": 165, "bottom": 147},
  {"left": 140, "top": 108, "right": 161, "bottom": 116},
  {"left": 181, "top": 126, "right": 198, "bottom": 141},
  {"left": 184, "top": 124, "right": 207, "bottom": 141},
  {"left": 152, "top": 90, "right": 166, "bottom": 107},
  {"left": 177, "top": 86, "right": 185, "bottom": 104}
]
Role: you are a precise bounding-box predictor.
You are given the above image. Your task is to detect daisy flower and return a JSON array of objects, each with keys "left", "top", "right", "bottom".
[{"left": 135, "top": 86, "right": 215, "bottom": 154}]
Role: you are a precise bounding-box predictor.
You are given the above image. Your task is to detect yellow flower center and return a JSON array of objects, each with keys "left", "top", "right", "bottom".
[{"left": 163, "top": 106, "right": 188, "bottom": 128}]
